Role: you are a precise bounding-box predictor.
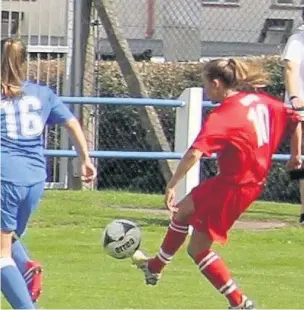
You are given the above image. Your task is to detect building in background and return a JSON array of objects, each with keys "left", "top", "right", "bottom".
[
  {"left": 200, "top": 0, "right": 304, "bottom": 57},
  {"left": 1, "top": 0, "right": 304, "bottom": 59},
  {"left": 1, "top": 0, "right": 67, "bottom": 44}
]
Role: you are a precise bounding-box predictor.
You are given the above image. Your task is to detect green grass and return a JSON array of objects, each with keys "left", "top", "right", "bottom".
[{"left": 2, "top": 190, "right": 304, "bottom": 309}]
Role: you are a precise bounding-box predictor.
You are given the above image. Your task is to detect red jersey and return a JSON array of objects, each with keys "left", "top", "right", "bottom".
[{"left": 191, "top": 91, "right": 300, "bottom": 185}]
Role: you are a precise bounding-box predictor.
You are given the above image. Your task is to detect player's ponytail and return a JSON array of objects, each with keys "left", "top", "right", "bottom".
[
  {"left": 1, "top": 38, "right": 26, "bottom": 98},
  {"left": 229, "top": 58, "right": 270, "bottom": 89},
  {"left": 203, "top": 58, "right": 270, "bottom": 90}
]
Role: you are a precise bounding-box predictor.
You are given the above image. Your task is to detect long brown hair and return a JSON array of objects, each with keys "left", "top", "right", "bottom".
[
  {"left": 1, "top": 38, "right": 26, "bottom": 98},
  {"left": 203, "top": 58, "right": 270, "bottom": 90}
]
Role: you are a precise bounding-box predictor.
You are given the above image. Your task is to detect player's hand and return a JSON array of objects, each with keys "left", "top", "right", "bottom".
[
  {"left": 291, "top": 97, "right": 304, "bottom": 110},
  {"left": 81, "top": 159, "right": 97, "bottom": 183},
  {"left": 286, "top": 156, "right": 302, "bottom": 171},
  {"left": 164, "top": 187, "right": 178, "bottom": 213}
]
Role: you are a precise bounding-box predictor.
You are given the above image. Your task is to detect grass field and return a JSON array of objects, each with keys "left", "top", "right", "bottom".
[{"left": 2, "top": 190, "right": 304, "bottom": 309}]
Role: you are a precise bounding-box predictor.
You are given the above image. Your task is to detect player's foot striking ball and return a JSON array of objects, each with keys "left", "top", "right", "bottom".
[
  {"left": 132, "top": 58, "right": 303, "bottom": 309},
  {"left": 132, "top": 250, "right": 160, "bottom": 285}
]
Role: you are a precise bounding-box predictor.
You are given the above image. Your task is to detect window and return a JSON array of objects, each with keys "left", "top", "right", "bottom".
[
  {"left": 273, "top": 0, "right": 304, "bottom": 6},
  {"left": 275, "top": 0, "right": 293, "bottom": 3},
  {"left": 259, "top": 19, "right": 293, "bottom": 44},
  {"left": 202, "top": 0, "right": 240, "bottom": 4},
  {"left": 1, "top": 11, "right": 24, "bottom": 37}
]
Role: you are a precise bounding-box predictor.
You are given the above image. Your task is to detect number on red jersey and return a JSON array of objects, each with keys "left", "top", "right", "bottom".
[{"left": 240, "top": 94, "right": 270, "bottom": 147}]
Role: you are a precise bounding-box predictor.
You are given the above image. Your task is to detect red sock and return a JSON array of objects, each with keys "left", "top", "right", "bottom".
[
  {"left": 148, "top": 219, "right": 188, "bottom": 274},
  {"left": 195, "top": 250, "right": 244, "bottom": 307}
]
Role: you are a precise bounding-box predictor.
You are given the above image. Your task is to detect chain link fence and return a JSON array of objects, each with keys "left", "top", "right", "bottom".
[
  {"left": 92, "top": 0, "right": 202, "bottom": 62},
  {"left": 93, "top": 0, "right": 304, "bottom": 60}
]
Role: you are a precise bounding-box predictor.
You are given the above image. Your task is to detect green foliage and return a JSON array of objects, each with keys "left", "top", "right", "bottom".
[{"left": 264, "top": 57, "right": 285, "bottom": 99}]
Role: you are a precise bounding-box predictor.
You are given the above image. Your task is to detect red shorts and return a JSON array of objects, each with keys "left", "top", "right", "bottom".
[{"left": 190, "top": 177, "right": 263, "bottom": 245}]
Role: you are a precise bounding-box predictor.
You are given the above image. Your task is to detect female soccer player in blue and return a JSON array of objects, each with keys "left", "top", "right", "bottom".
[{"left": 1, "top": 38, "right": 97, "bottom": 309}]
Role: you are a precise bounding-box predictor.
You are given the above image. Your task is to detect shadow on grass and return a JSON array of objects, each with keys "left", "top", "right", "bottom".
[
  {"left": 246, "top": 209, "right": 297, "bottom": 219},
  {"left": 129, "top": 216, "right": 170, "bottom": 228},
  {"left": 101, "top": 214, "right": 170, "bottom": 228}
]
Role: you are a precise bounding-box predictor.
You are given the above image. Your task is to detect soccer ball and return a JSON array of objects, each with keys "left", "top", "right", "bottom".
[{"left": 102, "top": 219, "right": 141, "bottom": 259}]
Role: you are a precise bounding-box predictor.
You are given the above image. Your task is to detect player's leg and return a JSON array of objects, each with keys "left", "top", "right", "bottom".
[
  {"left": 186, "top": 182, "right": 262, "bottom": 309},
  {"left": 298, "top": 181, "right": 304, "bottom": 224},
  {"left": 132, "top": 194, "right": 194, "bottom": 285},
  {"left": 1, "top": 182, "right": 36, "bottom": 309},
  {"left": 299, "top": 121, "right": 304, "bottom": 224},
  {"left": 187, "top": 230, "right": 254, "bottom": 309},
  {"left": 15, "top": 182, "right": 45, "bottom": 303},
  {"left": 12, "top": 234, "right": 31, "bottom": 275},
  {"left": 12, "top": 235, "right": 43, "bottom": 303}
]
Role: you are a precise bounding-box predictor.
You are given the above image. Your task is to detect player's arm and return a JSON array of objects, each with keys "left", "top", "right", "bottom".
[
  {"left": 166, "top": 148, "right": 202, "bottom": 190},
  {"left": 290, "top": 123, "right": 302, "bottom": 158},
  {"left": 47, "top": 90, "right": 97, "bottom": 181},
  {"left": 282, "top": 36, "right": 304, "bottom": 109},
  {"left": 286, "top": 109, "right": 302, "bottom": 171},
  {"left": 63, "top": 119, "right": 90, "bottom": 162},
  {"left": 288, "top": 123, "right": 302, "bottom": 171},
  {"left": 165, "top": 144, "right": 204, "bottom": 212},
  {"left": 166, "top": 133, "right": 225, "bottom": 191},
  {"left": 167, "top": 114, "right": 226, "bottom": 190},
  {"left": 165, "top": 113, "right": 227, "bottom": 210},
  {"left": 62, "top": 118, "right": 97, "bottom": 182},
  {"left": 284, "top": 60, "right": 302, "bottom": 108}
]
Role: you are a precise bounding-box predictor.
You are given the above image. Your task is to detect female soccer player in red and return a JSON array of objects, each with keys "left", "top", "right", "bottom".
[
  {"left": 1, "top": 38, "right": 97, "bottom": 309},
  {"left": 132, "top": 58, "right": 302, "bottom": 309}
]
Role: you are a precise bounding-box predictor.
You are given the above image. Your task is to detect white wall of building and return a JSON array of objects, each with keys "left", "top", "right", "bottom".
[
  {"left": 2, "top": 0, "right": 67, "bottom": 38},
  {"left": 1, "top": 0, "right": 303, "bottom": 45}
]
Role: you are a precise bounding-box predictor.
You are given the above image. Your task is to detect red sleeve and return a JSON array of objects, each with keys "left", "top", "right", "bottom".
[{"left": 191, "top": 112, "right": 228, "bottom": 156}]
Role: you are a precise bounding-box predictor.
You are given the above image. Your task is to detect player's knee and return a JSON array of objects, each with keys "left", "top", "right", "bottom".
[
  {"left": 174, "top": 209, "right": 193, "bottom": 223},
  {"left": 15, "top": 228, "right": 26, "bottom": 239},
  {"left": 187, "top": 229, "right": 213, "bottom": 261},
  {"left": 1, "top": 231, "right": 13, "bottom": 258},
  {"left": 173, "top": 196, "right": 195, "bottom": 223},
  {"left": 0, "top": 257, "right": 15, "bottom": 269}
]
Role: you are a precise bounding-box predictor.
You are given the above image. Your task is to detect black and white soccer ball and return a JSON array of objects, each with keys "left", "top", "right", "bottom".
[{"left": 102, "top": 219, "right": 141, "bottom": 259}]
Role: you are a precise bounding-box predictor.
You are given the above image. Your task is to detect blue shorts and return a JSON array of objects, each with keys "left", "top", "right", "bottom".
[{"left": 1, "top": 181, "right": 45, "bottom": 236}]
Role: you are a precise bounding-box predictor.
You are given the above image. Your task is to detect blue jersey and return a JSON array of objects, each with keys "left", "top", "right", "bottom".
[{"left": 1, "top": 82, "right": 74, "bottom": 186}]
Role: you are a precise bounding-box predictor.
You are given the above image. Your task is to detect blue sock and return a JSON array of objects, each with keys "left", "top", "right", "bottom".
[
  {"left": 1, "top": 257, "right": 35, "bottom": 309},
  {"left": 12, "top": 239, "right": 30, "bottom": 275}
]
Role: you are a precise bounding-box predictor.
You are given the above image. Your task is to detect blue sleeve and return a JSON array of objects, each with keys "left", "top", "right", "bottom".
[{"left": 47, "top": 90, "right": 75, "bottom": 125}]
